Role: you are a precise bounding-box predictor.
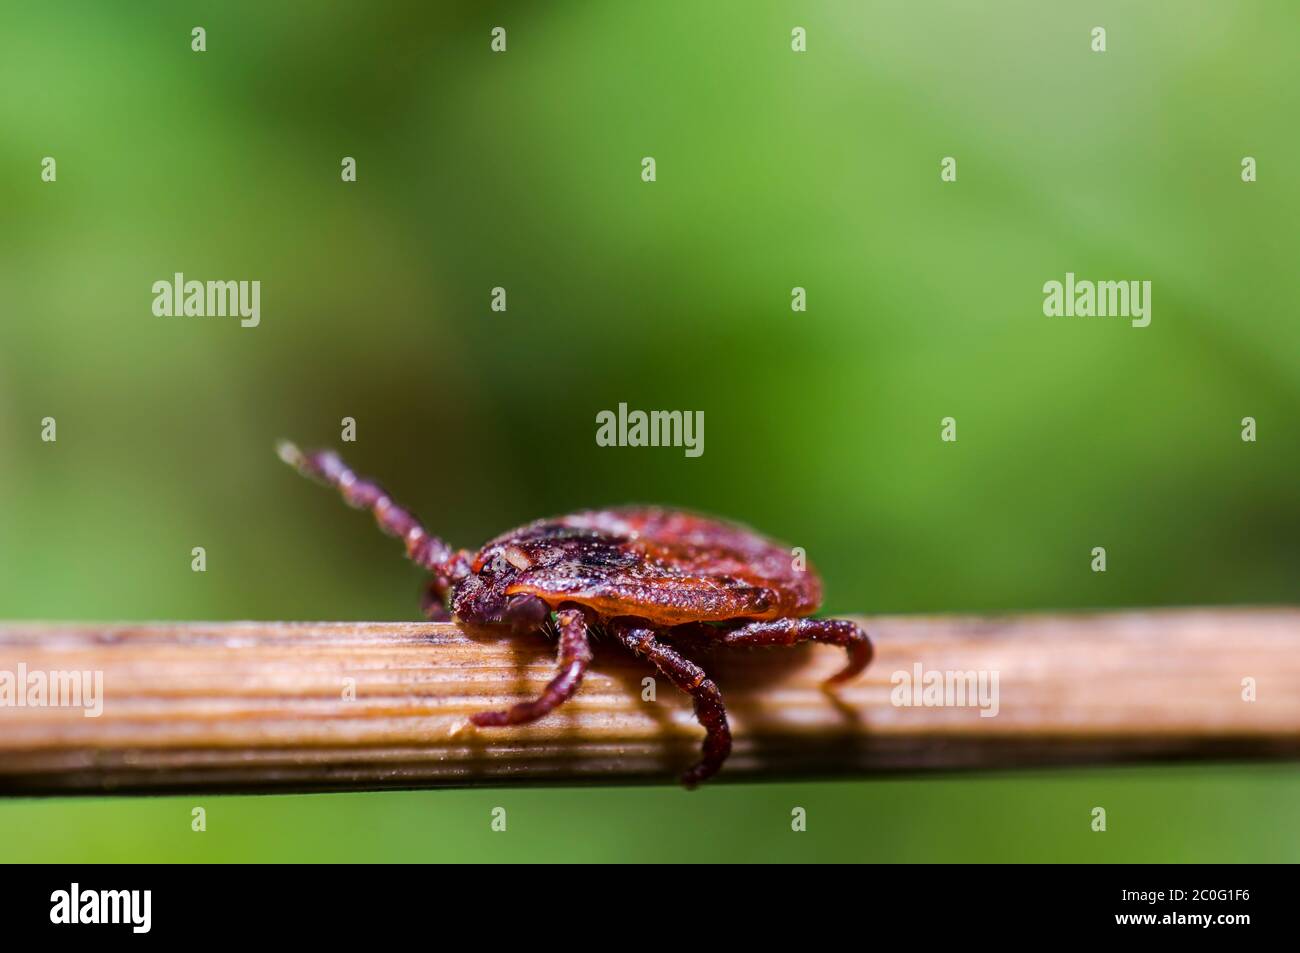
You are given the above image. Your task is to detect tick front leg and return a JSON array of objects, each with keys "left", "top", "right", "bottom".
[
  {"left": 420, "top": 580, "right": 450, "bottom": 622},
  {"left": 470, "top": 606, "right": 592, "bottom": 727},
  {"left": 707, "top": 618, "right": 873, "bottom": 688},
  {"left": 613, "top": 621, "right": 731, "bottom": 788},
  {"left": 277, "top": 442, "right": 470, "bottom": 585}
]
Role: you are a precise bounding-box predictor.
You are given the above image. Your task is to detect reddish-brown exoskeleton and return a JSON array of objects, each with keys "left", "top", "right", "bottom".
[{"left": 278, "top": 443, "right": 872, "bottom": 785}]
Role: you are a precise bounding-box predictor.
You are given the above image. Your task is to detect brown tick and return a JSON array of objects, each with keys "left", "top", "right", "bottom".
[{"left": 278, "top": 442, "right": 872, "bottom": 786}]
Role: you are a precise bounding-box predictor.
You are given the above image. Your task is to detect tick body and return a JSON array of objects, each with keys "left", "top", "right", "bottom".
[{"left": 278, "top": 443, "right": 872, "bottom": 786}]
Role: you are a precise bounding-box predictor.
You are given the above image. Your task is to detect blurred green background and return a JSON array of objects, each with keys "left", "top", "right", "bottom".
[{"left": 1, "top": 1, "right": 1296, "bottom": 862}]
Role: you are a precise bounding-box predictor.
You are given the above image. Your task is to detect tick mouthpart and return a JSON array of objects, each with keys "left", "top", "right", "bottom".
[{"left": 502, "top": 593, "right": 550, "bottom": 629}]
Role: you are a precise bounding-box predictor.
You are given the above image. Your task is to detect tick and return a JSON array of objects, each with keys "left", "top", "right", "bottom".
[{"left": 278, "top": 443, "right": 872, "bottom": 786}]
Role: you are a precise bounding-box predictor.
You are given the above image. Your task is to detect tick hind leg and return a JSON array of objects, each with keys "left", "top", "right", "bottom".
[
  {"left": 471, "top": 606, "right": 592, "bottom": 727},
  {"left": 708, "top": 618, "right": 873, "bottom": 688},
  {"left": 613, "top": 620, "right": 731, "bottom": 788}
]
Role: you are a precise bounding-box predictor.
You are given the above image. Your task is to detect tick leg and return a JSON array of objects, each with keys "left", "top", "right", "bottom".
[
  {"left": 613, "top": 621, "right": 731, "bottom": 788},
  {"left": 470, "top": 606, "right": 592, "bottom": 727},
  {"left": 700, "top": 618, "right": 873, "bottom": 688},
  {"left": 420, "top": 580, "right": 450, "bottom": 622},
  {"left": 277, "top": 442, "right": 471, "bottom": 587}
]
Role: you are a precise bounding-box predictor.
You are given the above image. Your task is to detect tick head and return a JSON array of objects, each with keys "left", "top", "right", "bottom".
[{"left": 452, "top": 544, "right": 548, "bottom": 630}]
